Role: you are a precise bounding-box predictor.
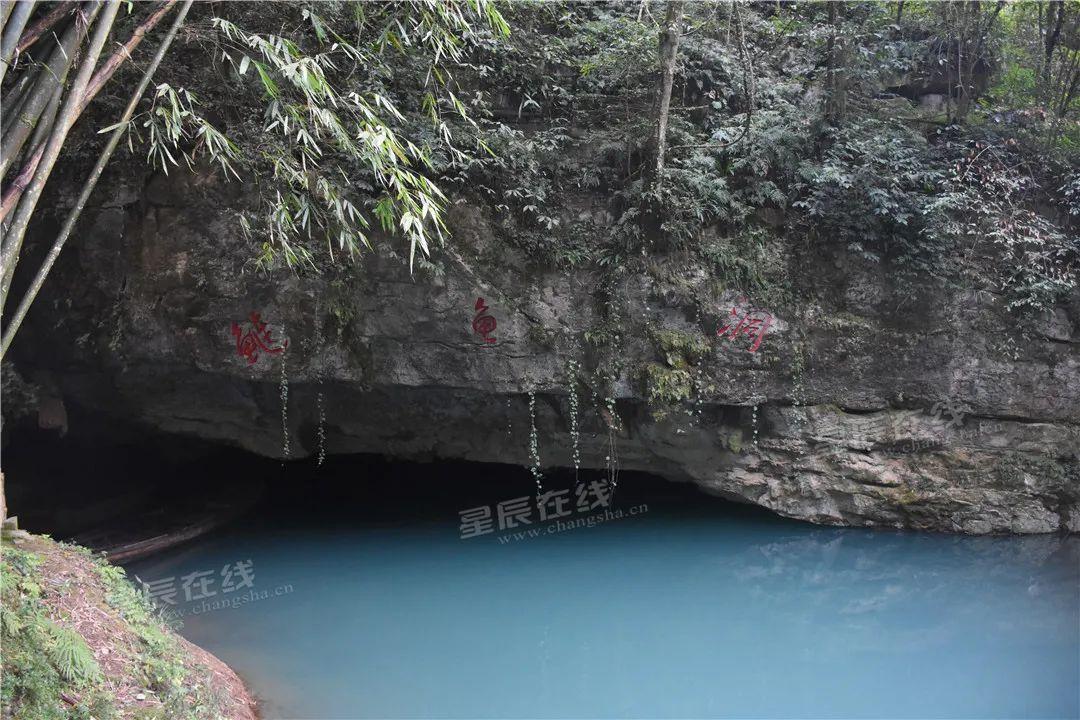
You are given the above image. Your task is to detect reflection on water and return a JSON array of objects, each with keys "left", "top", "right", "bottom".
[{"left": 126, "top": 468, "right": 1079, "bottom": 719}]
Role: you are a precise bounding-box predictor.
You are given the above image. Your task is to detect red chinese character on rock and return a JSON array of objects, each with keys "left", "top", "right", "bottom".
[
  {"left": 231, "top": 312, "right": 288, "bottom": 365},
  {"left": 717, "top": 298, "right": 773, "bottom": 353},
  {"left": 472, "top": 297, "right": 497, "bottom": 344}
]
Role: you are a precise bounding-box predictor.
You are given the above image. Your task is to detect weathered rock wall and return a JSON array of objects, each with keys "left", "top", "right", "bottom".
[{"left": 11, "top": 167, "right": 1080, "bottom": 534}]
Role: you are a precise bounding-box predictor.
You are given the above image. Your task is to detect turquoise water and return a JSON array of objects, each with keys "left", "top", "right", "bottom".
[{"left": 126, "top": 464, "right": 1079, "bottom": 719}]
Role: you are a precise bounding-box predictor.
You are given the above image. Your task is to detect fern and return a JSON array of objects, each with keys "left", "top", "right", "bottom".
[
  {"left": 0, "top": 604, "right": 24, "bottom": 637},
  {"left": 45, "top": 624, "right": 102, "bottom": 685}
]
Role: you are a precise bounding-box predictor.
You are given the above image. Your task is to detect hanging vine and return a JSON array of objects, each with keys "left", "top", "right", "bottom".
[
  {"left": 279, "top": 323, "right": 290, "bottom": 460},
  {"left": 790, "top": 338, "right": 807, "bottom": 434},
  {"left": 605, "top": 393, "right": 621, "bottom": 499},
  {"left": 313, "top": 301, "right": 326, "bottom": 467},
  {"left": 567, "top": 358, "right": 582, "bottom": 481},
  {"left": 593, "top": 384, "right": 621, "bottom": 500},
  {"left": 528, "top": 390, "right": 543, "bottom": 498},
  {"left": 506, "top": 395, "right": 513, "bottom": 442}
]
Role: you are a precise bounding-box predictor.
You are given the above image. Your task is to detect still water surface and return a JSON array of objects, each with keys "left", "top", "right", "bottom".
[{"left": 126, "top": 464, "right": 1080, "bottom": 719}]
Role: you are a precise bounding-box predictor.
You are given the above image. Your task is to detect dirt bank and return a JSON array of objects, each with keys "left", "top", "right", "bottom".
[{"left": 1, "top": 533, "right": 258, "bottom": 720}]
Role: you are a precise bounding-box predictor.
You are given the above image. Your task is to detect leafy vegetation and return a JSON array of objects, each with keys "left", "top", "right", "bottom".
[
  {"left": 1, "top": 536, "right": 230, "bottom": 719},
  {"left": 1, "top": 0, "right": 1077, "bottom": 393},
  {"left": 436, "top": 1, "right": 1078, "bottom": 322},
  {"left": 0, "top": 0, "right": 509, "bottom": 357},
  {"left": 2, "top": 542, "right": 111, "bottom": 719}
]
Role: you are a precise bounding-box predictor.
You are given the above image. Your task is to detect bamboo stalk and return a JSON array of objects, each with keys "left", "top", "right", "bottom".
[
  {"left": 0, "top": 82, "right": 59, "bottom": 247},
  {"left": 0, "top": 2, "right": 16, "bottom": 33},
  {"left": 1, "top": 1, "right": 194, "bottom": 359},
  {"left": 15, "top": 1, "right": 74, "bottom": 55},
  {"left": 0, "top": 0, "right": 120, "bottom": 311},
  {"left": 0, "top": 4, "right": 89, "bottom": 182},
  {"left": 0, "top": 0, "right": 178, "bottom": 213},
  {"left": 1, "top": 60, "right": 37, "bottom": 135},
  {"left": 0, "top": 0, "right": 33, "bottom": 85}
]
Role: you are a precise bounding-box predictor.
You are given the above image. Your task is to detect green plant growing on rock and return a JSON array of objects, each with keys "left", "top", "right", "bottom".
[
  {"left": 893, "top": 484, "right": 923, "bottom": 507},
  {"left": 644, "top": 363, "right": 693, "bottom": 421},
  {"left": 642, "top": 328, "right": 709, "bottom": 422},
  {"left": 527, "top": 325, "right": 558, "bottom": 350},
  {"left": 652, "top": 329, "right": 710, "bottom": 370},
  {"left": 45, "top": 625, "right": 102, "bottom": 685}
]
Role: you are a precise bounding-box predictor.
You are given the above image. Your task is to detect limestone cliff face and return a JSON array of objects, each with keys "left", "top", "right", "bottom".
[{"left": 12, "top": 168, "right": 1080, "bottom": 535}]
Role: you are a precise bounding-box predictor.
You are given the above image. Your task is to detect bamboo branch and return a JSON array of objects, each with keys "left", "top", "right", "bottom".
[
  {"left": 0, "top": 0, "right": 120, "bottom": 311},
  {"left": 15, "top": 1, "right": 74, "bottom": 55},
  {"left": 80, "top": 0, "right": 178, "bottom": 109},
  {"left": 0, "top": 0, "right": 34, "bottom": 85},
  {"left": 1, "top": 0, "right": 195, "bottom": 359}
]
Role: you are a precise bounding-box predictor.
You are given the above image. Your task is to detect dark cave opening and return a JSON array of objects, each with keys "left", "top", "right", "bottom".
[{"left": 2, "top": 417, "right": 773, "bottom": 559}]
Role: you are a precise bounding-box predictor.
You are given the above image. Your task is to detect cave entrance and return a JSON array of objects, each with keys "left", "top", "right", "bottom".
[{"left": 2, "top": 422, "right": 767, "bottom": 562}]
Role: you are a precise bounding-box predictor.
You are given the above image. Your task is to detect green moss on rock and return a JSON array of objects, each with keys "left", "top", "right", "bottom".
[
  {"left": 653, "top": 330, "right": 710, "bottom": 369},
  {"left": 644, "top": 362, "right": 693, "bottom": 420}
]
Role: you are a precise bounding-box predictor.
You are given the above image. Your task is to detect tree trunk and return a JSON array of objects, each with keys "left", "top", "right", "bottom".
[
  {"left": 825, "top": 1, "right": 842, "bottom": 124},
  {"left": 1057, "top": 52, "right": 1080, "bottom": 118},
  {"left": 1043, "top": 0, "right": 1066, "bottom": 86},
  {"left": 648, "top": 0, "right": 684, "bottom": 190}
]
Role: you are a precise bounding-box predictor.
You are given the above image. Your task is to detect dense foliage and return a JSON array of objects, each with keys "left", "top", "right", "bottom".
[
  {"left": 4, "top": 1, "right": 1079, "bottom": 341},
  {"left": 424, "top": 1, "right": 1078, "bottom": 321},
  {"left": 0, "top": 0, "right": 509, "bottom": 358}
]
